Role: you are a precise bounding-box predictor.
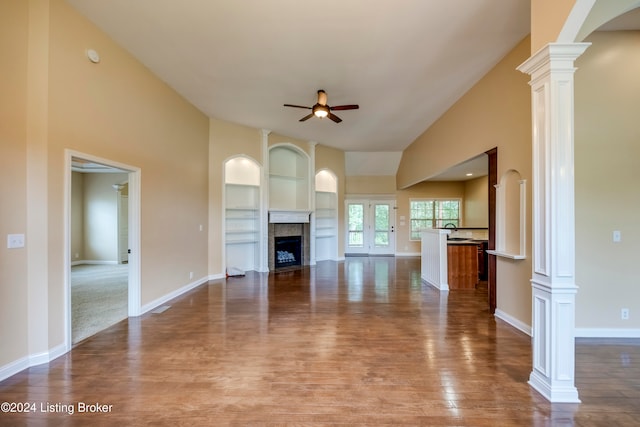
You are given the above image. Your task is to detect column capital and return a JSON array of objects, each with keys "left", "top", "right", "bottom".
[{"left": 517, "top": 42, "right": 591, "bottom": 81}]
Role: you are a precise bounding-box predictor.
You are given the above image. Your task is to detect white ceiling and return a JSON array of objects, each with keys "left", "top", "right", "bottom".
[{"left": 66, "top": 0, "right": 530, "bottom": 157}]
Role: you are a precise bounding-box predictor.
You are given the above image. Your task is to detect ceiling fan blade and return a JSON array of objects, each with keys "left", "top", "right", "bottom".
[
  {"left": 284, "top": 104, "right": 312, "bottom": 109},
  {"left": 299, "top": 113, "right": 314, "bottom": 122},
  {"left": 330, "top": 104, "right": 359, "bottom": 111},
  {"left": 329, "top": 104, "right": 360, "bottom": 111},
  {"left": 328, "top": 113, "right": 342, "bottom": 123}
]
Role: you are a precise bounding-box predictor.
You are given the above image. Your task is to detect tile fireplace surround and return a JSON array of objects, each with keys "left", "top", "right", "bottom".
[{"left": 268, "top": 222, "right": 310, "bottom": 271}]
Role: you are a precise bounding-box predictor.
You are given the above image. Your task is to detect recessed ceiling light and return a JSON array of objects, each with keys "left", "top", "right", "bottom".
[{"left": 466, "top": 173, "right": 473, "bottom": 176}]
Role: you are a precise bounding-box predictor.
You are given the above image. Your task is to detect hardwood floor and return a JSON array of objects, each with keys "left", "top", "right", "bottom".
[{"left": 1, "top": 257, "right": 638, "bottom": 425}]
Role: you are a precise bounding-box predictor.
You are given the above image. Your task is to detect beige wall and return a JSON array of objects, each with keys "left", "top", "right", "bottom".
[
  {"left": 531, "top": 0, "right": 576, "bottom": 52},
  {"left": 574, "top": 31, "right": 640, "bottom": 330},
  {"left": 346, "top": 176, "right": 396, "bottom": 195},
  {"left": 0, "top": 0, "right": 29, "bottom": 368},
  {"left": 463, "top": 176, "right": 489, "bottom": 228},
  {"left": 80, "top": 172, "right": 128, "bottom": 262},
  {"left": 71, "top": 172, "right": 84, "bottom": 261},
  {"left": 0, "top": 0, "right": 210, "bottom": 367},
  {"left": 397, "top": 37, "right": 533, "bottom": 323}
]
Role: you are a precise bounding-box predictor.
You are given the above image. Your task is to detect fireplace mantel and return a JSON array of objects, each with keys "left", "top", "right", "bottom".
[{"left": 269, "top": 210, "right": 312, "bottom": 224}]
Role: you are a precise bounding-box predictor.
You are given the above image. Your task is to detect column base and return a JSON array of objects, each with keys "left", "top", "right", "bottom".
[{"left": 529, "top": 369, "right": 581, "bottom": 403}]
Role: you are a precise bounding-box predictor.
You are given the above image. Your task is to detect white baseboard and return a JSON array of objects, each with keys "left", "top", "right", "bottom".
[
  {"left": 421, "top": 277, "right": 449, "bottom": 291},
  {"left": 495, "top": 309, "right": 532, "bottom": 336},
  {"left": 395, "top": 252, "right": 421, "bottom": 257},
  {"left": 0, "top": 355, "right": 30, "bottom": 382},
  {"left": 208, "top": 273, "right": 226, "bottom": 281},
  {"left": 71, "top": 260, "right": 119, "bottom": 266},
  {"left": 1, "top": 342, "right": 68, "bottom": 382},
  {"left": 140, "top": 276, "right": 209, "bottom": 315},
  {"left": 575, "top": 328, "right": 640, "bottom": 338}
]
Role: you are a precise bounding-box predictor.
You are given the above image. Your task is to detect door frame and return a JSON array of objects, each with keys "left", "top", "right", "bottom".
[
  {"left": 368, "top": 200, "right": 396, "bottom": 255},
  {"left": 345, "top": 197, "right": 396, "bottom": 255},
  {"left": 64, "top": 149, "right": 141, "bottom": 351}
]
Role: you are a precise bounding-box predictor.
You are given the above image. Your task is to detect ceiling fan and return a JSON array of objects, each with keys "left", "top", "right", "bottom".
[{"left": 284, "top": 90, "right": 359, "bottom": 123}]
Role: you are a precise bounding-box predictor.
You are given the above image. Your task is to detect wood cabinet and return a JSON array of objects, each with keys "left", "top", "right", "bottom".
[{"left": 447, "top": 244, "right": 479, "bottom": 290}]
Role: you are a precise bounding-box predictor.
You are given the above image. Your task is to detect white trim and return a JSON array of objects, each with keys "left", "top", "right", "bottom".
[
  {"left": 139, "top": 276, "right": 209, "bottom": 315},
  {"left": 70, "top": 260, "right": 119, "bottom": 266},
  {"left": 395, "top": 252, "right": 421, "bottom": 257},
  {"left": 421, "top": 278, "right": 449, "bottom": 292},
  {"left": 208, "top": 273, "right": 226, "bottom": 281},
  {"left": 420, "top": 229, "right": 450, "bottom": 291},
  {"left": 575, "top": 328, "right": 640, "bottom": 338},
  {"left": 485, "top": 250, "right": 526, "bottom": 260},
  {"left": 345, "top": 193, "right": 396, "bottom": 200},
  {"left": 495, "top": 309, "right": 532, "bottom": 336},
  {"left": 64, "top": 149, "right": 142, "bottom": 351},
  {"left": 0, "top": 355, "right": 30, "bottom": 381},
  {"left": 0, "top": 343, "right": 67, "bottom": 382}
]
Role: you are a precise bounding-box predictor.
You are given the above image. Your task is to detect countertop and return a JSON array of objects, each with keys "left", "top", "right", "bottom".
[{"left": 446, "top": 238, "right": 488, "bottom": 245}]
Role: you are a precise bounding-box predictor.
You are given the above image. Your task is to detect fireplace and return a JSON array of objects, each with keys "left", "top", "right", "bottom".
[
  {"left": 268, "top": 221, "right": 310, "bottom": 271},
  {"left": 274, "top": 236, "right": 302, "bottom": 269}
]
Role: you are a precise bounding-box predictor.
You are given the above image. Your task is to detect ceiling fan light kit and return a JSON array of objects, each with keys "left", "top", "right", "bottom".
[
  {"left": 313, "top": 105, "right": 329, "bottom": 118},
  {"left": 284, "top": 89, "right": 358, "bottom": 123}
]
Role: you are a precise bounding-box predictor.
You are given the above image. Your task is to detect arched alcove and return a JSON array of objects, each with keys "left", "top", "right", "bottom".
[
  {"left": 488, "top": 169, "right": 526, "bottom": 259},
  {"left": 268, "top": 144, "right": 310, "bottom": 211},
  {"left": 224, "top": 156, "right": 262, "bottom": 273},
  {"left": 315, "top": 169, "right": 338, "bottom": 261}
]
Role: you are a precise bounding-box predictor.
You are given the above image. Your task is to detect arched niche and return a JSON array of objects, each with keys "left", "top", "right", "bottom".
[
  {"left": 315, "top": 169, "right": 337, "bottom": 193},
  {"left": 315, "top": 169, "right": 338, "bottom": 261},
  {"left": 268, "top": 144, "right": 310, "bottom": 210},
  {"left": 225, "top": 156, "right": 260, "bottom": 186},
  {"left": 489, "top": 169, "right": 526, "bottom": 259},
  {"left": 223, "top": 155, "right": 262, "bottom": 273}
]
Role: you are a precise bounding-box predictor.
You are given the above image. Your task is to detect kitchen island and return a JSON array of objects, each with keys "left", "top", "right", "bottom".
[{"left": 421, "top": 228, "right": 488, "bottom": 291}]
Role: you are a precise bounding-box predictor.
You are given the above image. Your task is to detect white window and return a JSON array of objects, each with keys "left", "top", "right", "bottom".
[{"left": 410, "top": 199, "right": 460, "bottom": 240}]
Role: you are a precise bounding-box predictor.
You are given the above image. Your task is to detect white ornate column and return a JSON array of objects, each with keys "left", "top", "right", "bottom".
[{"left": 517, "top": 43, "right": 589, "bottom": 403}]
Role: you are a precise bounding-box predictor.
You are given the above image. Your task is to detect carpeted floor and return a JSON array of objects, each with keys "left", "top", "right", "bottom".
[{"left": 71, "top": 264, "right": 128, "bottom": 344}]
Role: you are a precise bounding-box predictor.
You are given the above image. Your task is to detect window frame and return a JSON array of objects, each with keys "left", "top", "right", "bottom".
[{"left": 409, "top": 198, "right": 462, "bottom": 241}]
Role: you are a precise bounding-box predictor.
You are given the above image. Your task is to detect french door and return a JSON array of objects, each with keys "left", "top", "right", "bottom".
[{"left": 346, "top": 199, "right": 395, "bottom": 255}]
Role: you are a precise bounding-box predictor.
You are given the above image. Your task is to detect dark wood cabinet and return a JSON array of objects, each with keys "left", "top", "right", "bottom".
[
  {"left": 477, "top": 241, "right": 488, "bottom": 281},
  {"left": 447, "top": 244, "right": 478, "bottom": 290}
]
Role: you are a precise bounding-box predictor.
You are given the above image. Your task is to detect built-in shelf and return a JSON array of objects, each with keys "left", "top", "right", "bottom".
[
  {"left": 315, "top": 175, "right": 338, "bottom": 262},
  {"left": 226, "top": 239, "right": 258, "bottom": 245},
  {"left": 485, "top": 250, "right": 526, "bottom": 260},
  {"left": 224, "top": 156, "right": 261, "bottom": 273}
]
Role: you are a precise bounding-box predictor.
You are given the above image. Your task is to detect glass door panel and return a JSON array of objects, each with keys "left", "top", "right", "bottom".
[
  {"left": 346, "top": 200, "right": 395, "bottom": 255},
  {"left": 370, "top": 202, "right": 395, "bottom": 255},
  {"left": 347, "top": 202, "right": 367, "bottom": 254}
]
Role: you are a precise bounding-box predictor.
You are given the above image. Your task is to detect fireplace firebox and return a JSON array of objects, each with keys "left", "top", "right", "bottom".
[{"left": 274, "top": 236, "right": 302, "bottom": 269}]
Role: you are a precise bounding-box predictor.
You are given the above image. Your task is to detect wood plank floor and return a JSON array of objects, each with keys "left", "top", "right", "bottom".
[{"left": 1, "top": 257, "right": 639, "bottom": 426}]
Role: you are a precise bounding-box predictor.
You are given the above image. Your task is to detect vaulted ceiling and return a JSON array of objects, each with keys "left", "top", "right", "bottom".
[{"left": 66, "top": 0, "right": 530, "bottom": 157}]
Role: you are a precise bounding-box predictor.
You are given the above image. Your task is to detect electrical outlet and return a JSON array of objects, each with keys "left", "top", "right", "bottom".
[
  {"left": 7, "top": 234, "right": 25, "bottom": 249},
  {"left": 621, "top": 308, "right": 629, "bottom": 320},
  {"left": 189, "top": 272, "right": 194, "bottom": 280},
  {"left": 613, "top": 230, "right": 621, "bottom": 243}
]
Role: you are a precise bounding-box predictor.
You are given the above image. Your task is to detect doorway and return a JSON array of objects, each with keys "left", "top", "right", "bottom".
[
  {"left": 65, "top": 150, "right": 141, "bottom": 349},
  {"left": 346, "top": 199, "right": 396, "bottom": 255}
]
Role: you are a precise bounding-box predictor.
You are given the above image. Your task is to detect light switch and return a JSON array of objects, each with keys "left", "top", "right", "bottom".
[
  {"left": 7, "top": 234, "right": 25, "bottom": 249},
  {"left": 613, "top": 230, "right": 621, "bottom": 243}
]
